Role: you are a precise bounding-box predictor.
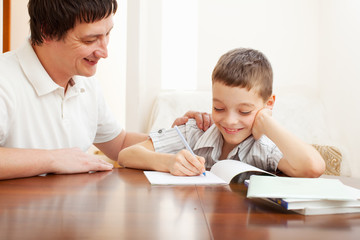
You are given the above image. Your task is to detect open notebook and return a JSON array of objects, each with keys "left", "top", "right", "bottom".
[{"left": 143, "top": 159, "right": 275, "bottom": 185}]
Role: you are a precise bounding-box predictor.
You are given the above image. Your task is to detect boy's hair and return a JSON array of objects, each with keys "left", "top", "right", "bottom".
[
  {"left": 28, "top": 0, "right": 118, "bottom": 46},
  {"left": 212, "top": 48, "right": 273, "bottom": 101}
]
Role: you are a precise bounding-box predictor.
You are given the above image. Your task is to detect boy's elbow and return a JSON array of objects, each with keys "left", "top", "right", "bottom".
[
  {"left": 303, "top": 156, "right": 326, "bottom": 178},
  {"left": 117, "top": 150, "right": 128, "bottom": 167}
]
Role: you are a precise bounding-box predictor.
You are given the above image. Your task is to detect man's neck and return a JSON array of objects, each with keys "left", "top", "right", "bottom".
[{"left": 32, "top": 43, "right": 72, "bottom": 89}]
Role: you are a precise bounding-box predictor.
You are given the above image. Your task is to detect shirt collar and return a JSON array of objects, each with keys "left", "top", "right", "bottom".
[
  {"left": 16, "top": 40, "right": 86, "bottom": 97},
  {"left": 16, "top": 40, "right": 60, "bottom": 96},
  {"left": 194, "top": 124, "right": 256, "bottom": 160},
  {"left": 194, "top": 124, "right": 223, "bottom": 150}
]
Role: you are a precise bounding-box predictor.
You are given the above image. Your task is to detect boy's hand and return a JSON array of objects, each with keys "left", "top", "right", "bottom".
[
  {"left": 252, "top": 108, "right": 273, "bottom": 140},
  {"left": 168, "top": 149, "right": 206, "bottom": 176},
  {"left": 172, "top": 111, "right": 213, "bottom": 131}
]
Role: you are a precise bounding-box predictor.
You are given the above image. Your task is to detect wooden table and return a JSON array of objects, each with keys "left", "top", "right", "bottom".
[{"left": 0, "top": 168, "right": 359, "bottom": 240}]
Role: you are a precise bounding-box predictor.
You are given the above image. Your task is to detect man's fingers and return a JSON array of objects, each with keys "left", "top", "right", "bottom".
[
  {"left": 171, "top": 117, "right": 189, "bottom": 128},
  {"left": 175, "top": 111, "right": 213, "bottom": 131},
  {"left": 193, "top": 112, "right": 204, "bottom": 130},
  {"left": 201, "top": 113, "right": 212, "bottom": 131}
]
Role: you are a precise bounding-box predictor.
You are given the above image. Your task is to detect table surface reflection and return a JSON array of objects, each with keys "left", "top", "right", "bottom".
[{"left": 0, "top": 168, "right": 359, "bottom": 240}]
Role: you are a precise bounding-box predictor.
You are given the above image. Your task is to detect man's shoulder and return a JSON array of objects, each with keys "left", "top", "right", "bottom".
[{"left": 0, "top": 51, "right": 19, "bottom": 71}]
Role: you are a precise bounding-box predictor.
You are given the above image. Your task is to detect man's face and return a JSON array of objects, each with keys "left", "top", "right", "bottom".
[
  {"left": 212, "top": 81, "right": 266, "bottom": 149},
  {"left": 49, "top": 16, "right": 114, "bottom": 80}
]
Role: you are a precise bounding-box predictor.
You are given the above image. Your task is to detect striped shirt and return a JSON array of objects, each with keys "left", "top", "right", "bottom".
[{"left": 150, "top": 119, "right": 283, "bottom": 172}]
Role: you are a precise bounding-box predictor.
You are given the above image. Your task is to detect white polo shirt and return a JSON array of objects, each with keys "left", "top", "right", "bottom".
[{"left": 0, "top": 40, "right": 122, "bottom": 151}]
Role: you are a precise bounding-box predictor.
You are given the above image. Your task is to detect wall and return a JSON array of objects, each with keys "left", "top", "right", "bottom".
[
  {"left": 126, "top": 0, "right": 162, "bottom": 132},
  {"left": 197, "top": 0, "right": 319, "bottom": 92},
  {"left": 0, "top": 0, "right": 3, "bottom": 52},
  {"left": 10, "top": 0, "right": 28, "bottom": 49},
  {"left": 318, "top": 0, "right": 360, "bottom": 177}
]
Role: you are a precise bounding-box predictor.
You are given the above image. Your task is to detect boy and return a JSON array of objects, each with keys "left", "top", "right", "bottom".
[{"left": 118, "top": 48, "right": 325, "bottom": 177}]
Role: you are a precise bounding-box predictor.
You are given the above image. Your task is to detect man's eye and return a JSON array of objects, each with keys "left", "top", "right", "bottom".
[{"left": 84, "top": 39, "right": 96, "bottom": 44}]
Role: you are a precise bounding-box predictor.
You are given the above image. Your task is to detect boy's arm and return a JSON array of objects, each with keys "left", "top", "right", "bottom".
[
  {"left": 117, "top": 138, "right": 205, "bottom": 176},
  {"left": 252, "top": 108, "right": 326, "bottom": 177}
]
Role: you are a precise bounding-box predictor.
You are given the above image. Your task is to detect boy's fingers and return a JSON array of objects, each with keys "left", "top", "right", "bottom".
[{"left": 182, "top": 151, "right": 205, "bottom": 174}]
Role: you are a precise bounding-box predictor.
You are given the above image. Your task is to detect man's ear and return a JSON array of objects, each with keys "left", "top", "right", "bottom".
[{"left": 265, "top": 94, "right": 275, "bottom": 110}]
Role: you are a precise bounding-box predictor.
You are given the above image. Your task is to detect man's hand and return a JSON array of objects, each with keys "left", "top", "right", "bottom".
[
  {"left": 252, "top": 108, "right": 273, "bottom": 140},
  {"left": 172, "top": 111, "right": 213, "bottom": 131},
  {"left": 50, "top": 148, "right": 114, "bottom": 174},
  {"left": 167, "top": 149, "right": 206, "bottom": 176}
]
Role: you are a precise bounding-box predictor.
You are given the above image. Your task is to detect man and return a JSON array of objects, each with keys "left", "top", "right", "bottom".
[{"left": 0, "top": 0, "right": 211, "bottom": 180}]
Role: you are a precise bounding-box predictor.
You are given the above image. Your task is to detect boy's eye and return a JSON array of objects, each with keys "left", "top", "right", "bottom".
[
  {"left": 240, "top": 111, "right": 251, "bottom": 115},
  {"left": 213, "top": 107, "right": 224, "bottom": 112}
]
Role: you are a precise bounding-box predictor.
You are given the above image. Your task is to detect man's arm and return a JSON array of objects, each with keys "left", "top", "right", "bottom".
[
  {"left": 0, "top": 147, "right": 113, "bottom": 180},
  {"left": 252, "top": 108, "right": 326, "bottom": 177},
  {"left": 94, "top": 130, "right": 148, "bottom": 161},
  {"left": 98, "top": 110, "right": 213, "bottom": 160}
]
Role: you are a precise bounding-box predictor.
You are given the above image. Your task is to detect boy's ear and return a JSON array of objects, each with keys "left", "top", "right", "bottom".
[{"left": 265, "top": 94, "right": 275, "bottom": 110}]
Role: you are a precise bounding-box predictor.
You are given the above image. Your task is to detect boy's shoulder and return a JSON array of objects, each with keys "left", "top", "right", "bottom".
[{"left": 253, "top": 135, "right": 280, "bottom": 153}]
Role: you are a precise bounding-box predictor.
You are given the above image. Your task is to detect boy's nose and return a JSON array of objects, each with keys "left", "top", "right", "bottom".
[{"left": 224, "top": 112, "right": 239, "bottom": 125}]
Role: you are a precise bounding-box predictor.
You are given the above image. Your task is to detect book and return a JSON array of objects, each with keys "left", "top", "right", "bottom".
[
  {"left": 267, "top": 184, "right": 360, "bottom": 210},
  {"left": 247, "top": 175, "right": 359, "bottom": 201},
  {"left": 268, "top": 197, "right": 360, "bottom": 210},
  {"left": 293, "top": 206, "right": 360, "bottom": 215},
  {"left": 143, "top": 159, "right": 275, "bottom": 185},
  {"left": 246, "top": 175, "right": 360, "bottom": 215},
  {"left": 259, "top": 197, "right": 360, "bottom": 215}
]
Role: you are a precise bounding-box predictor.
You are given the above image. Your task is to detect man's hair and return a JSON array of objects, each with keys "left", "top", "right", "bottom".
[
  {"left": 28, "top": 0, "right": 118, "bottom": 46},
  {"left": 212, "top": 48, "right": 273, "bottom": 101}
]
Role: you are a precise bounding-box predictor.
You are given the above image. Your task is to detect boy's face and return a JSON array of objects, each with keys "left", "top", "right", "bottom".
[
  {"left": 46, "top": 15, "right": 114, "bottom": 80},
  {"left": 212, "top": 81, "right": 266, "bottom": 148}
]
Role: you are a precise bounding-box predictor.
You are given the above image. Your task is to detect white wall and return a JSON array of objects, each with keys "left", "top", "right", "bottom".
[
  {"left": 0, "top": 0, "right": 3, "bottom": 53},
  {"left": 125, "top": 0, "right": 162, "bottom": 132},
  {"left": 197, "top": 0, "right": 319, "bottom": 91},
  {"left": 318, "top": 0, "right": 360, "bottom": 177},
  {"left": 10, "top": 0, "right": 28, "bottom": 49}
]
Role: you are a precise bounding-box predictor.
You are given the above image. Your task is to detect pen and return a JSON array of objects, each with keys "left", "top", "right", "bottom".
[{"left": 174, "top": 126, "right": 206, "bottom": 176}]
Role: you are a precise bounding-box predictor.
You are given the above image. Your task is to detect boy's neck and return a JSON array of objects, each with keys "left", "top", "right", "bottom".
[{"left": 220, "top": 142, "right": 238, "bottom": 160}]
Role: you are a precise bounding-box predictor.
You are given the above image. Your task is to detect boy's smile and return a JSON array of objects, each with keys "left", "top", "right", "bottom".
[{"left": 212, "top": 81, "right": 266, "bottom": 153}]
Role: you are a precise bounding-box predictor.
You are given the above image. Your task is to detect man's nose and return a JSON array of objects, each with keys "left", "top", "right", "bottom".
[{"left": 95, "top": 37, "right": 109, "bottom": 58}]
